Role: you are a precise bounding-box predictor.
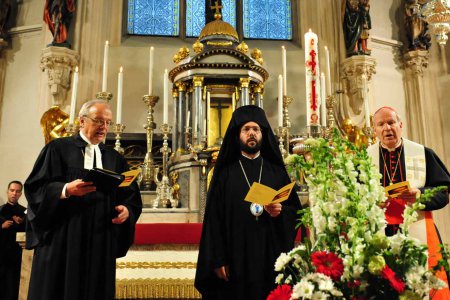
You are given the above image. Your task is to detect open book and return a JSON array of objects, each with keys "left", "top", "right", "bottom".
[
  {"left": 244, "top": 181, "right": 296, "bottom": 206},
  {"left": 83, "top": 168, "right": 140, "bottom": 192}
]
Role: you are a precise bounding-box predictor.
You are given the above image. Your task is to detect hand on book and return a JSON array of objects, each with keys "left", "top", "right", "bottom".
[
  {"left": 264, "top": 203, "right": 282, "bottom": 217},
  {"left": 112, "top": 205, "right": 129, "bottom": 224},
  {"left": 390, "top": 187, "right": 420, "bottom": 204},
  {"left": 66, "top": 179, "right": 96, "bottom": 197}
]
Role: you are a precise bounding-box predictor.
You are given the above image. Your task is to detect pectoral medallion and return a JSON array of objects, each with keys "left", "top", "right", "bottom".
[{"left": 250, "top": 203, "right": 263, "bottom": 220}]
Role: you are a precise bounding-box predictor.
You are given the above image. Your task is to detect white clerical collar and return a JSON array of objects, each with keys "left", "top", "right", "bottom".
[
  {"left": 79, "top": 131, "right": 103, "bottom": 169},
  {"left": 380, "top": 138, "right": 403, "bottom": 152},
  {"left": 241, "top": 151, "right": 261, "bottom": 160}
]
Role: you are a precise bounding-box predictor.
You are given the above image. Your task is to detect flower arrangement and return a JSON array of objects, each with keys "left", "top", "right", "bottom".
[{"left": 269, "top": 133, "right": 449, "bottom": 300}]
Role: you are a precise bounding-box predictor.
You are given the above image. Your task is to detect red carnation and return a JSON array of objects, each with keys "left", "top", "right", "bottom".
[
  {"left": 267, "top": 284, "right": 292, "bottom": 300},
  {"left": 381, "top": 265, "right": 405, "bottom": 293},
  {"left": 311, "top": 251, "right": 344, "bottom": 281}
]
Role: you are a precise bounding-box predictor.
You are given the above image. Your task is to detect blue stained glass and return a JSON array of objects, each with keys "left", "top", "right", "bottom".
[
  {"left": 128, "top": 0, "right": 179, "bottom": 36},
  {"left": 186, "top": 0, "right": 236, "bottom": 37},
  {"left": 243, "top": 0, "right": 292, "bottom": 40}
]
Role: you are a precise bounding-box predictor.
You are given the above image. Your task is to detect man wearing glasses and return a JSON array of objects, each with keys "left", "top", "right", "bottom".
[{"left": 24, "top": 99, "right": 142, "bottom": 300}]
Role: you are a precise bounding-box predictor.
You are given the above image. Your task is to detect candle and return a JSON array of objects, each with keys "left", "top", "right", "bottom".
[
  {"left": 186, "top": 110, "right": 190, "bottom": 129},
  {"left": 278, "top": 75, "right": 283, "bottom": 127},
  {"left": 69, "top": 66, "right": 79, "bottom": 124},
  {"left": 320, "top": 72, "right": 326, "bottom": 127},
  {"left": 102, "top": 41, "right": 109, "bottom": 92},
  {"left": 281, "top": 45, "right": 287, "bottom": 96},
  {"left": 163, "top": 69, "right": 168, "bottom": 124},
  {"left": 362, "top": 75, "right": 370, "bottom": 128},
  {"left": 304, "top": 29, "right": 319, "bottom": 126},
  {"left": 324, "top": 46, "right": 332, "bottom": 96},
  {"left": 117, "top": 67, "right": 123, "bottom": 124},
  {"left": 148, "top": 46, "right": 154, "bottom": 95}
]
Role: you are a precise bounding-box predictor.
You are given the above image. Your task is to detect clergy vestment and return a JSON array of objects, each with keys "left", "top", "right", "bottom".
[
  {"left": 24, "top": 134, "right": 142, "bottom": 300},
  {"left": 195, "top": 105, "right": 301, "bottom": 299},
  {"left": 0, "top": 202, "right": 26, "bottom": 300},
  {"left": 368, "top": 138, "right": 450, "bottom": 298}
]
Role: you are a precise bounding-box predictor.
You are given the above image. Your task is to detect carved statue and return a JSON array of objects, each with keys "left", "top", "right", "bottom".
[
  {"left": 0, "top": 0, "right": 13, "bottom": 39},
  {"left": 341, "top": 118, "right": 369, "bottom": 148},
  {"left": 405, "top": 0, "right": 431, "bottom": 51},
  {"left": 170, "top": 171, "right": 180, "bottom": 208},
  {"left": 40, "top": 106, "right": 72, "bottom": 144},
  {"left": 43, "top": 0, "right": 76, "bottom": 47},
  {"left": 343, "top": 0, "right": 371, "bottom": 57}
]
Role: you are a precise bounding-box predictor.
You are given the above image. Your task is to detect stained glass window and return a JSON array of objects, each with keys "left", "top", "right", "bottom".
[
  {"left": 243, "top": 0, "right": 292, "bottom": 40},
  {"left": 128, "top": 0, "right": 179, "bottom": 36},
  {"left": 186, "top": 0, "right": 236, "bottom": 37}
]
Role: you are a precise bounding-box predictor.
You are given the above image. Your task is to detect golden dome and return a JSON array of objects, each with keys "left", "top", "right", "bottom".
[{"left": 199, "top": 18, "right": 239, "bottom": 42}]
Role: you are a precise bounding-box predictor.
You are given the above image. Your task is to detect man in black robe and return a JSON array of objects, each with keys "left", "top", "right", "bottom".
[
  {"left": 367, "top": 106, "right": 450, "bottom": 297},
  {"left": 24, "top": 100, "right": 142, "bottom": 300},
  {"left": 195, "top": 105, "right": 301, "bottom": 299},
  {"left": 0, "top": 180, "right": 26, "bottom": 300}
]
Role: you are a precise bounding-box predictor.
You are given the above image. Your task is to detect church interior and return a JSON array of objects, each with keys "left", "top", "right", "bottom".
[{"left": 1, "top": 0, "right": 450, "bottom": 299}]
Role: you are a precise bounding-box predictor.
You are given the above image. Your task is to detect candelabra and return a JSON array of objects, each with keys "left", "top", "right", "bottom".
[
  {"left": 362, "top": 126, "right": 375, "bottom": 146},
  {"left": 141, "top": 95, "right": 159, "bottom": 190},
  {"left": 95, "top": 91, "right": 113, "bottom": 102},
  {"left": 154, "top": 123, "right": 174, "bottom": 208},
  {"left": 65, "top": 123, "right": 79, "bottom": 136},
  {"left": 276, "top": 126, "right": 288, "bottom": 158},
  {"left": 283, "top": 95, "right": 293, "bottom": 156},
  {"left": 323, "top": 94, "right": 337, "bottom": 139},
  {"left": 112, "top": 123, "right": 125, "bottom": 154}
]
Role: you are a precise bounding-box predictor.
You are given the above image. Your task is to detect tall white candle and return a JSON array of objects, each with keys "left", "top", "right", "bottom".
[
  {"left": 117, "top": 67, "right": 123, "bottom": 124},
  {"left": 281, "top": 45, "right": 287, "bottom": 96},
  {"left": 278, "top": 74, "right": 283, "bottom": 127},
  {"left": 320, "top": 73, "right": 326, "bottom": 127},
  {"left": 324, "top": 46, "right": 332, "bottom": 96},
  {"left": 186, "top": 110, "right": 190, "bottom": 129},
  {"left": 305, "top": 29, "right": 320, "bottom": 126},
  {"left": 69, "top": 66, "right": 79, "bottom": 124},
  {"left": 163, "top": 69, "right": 169, "bottom": 124},
  {"left": 362, "top": 75, "right": 370, "bottom": 128},
  {"left": 102, "top": 41, "right": 109, "bottom": 92},
  {"left": 148, "top": 46, "right": 154, "bottom": 95}
]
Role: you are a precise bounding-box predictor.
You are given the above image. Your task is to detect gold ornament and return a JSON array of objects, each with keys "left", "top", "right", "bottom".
[
  {"left": 251, "top": 48, "right": 264, "bottom": 65},
  {"left": 193, "top": 40, "right": 204, "bottom": 53},
  {"left": 236, "top": 42, "right": 248, "bottom": 53}
]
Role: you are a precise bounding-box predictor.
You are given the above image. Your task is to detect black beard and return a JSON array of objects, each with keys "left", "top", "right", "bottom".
[{"left": 239, "top": 139, "right": 261, "bottom": 154}]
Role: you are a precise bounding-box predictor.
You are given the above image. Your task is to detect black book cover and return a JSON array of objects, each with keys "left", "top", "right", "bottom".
[{"left": 83, "top": 168, "right": 125, "bottom": 193}]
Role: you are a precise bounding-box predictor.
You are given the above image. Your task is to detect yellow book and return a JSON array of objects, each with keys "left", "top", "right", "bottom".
[
  {"left": 384, "top": 181, "right": 410, "bottom": 198},
  {"left": 244, "top": 181, "right": 296, "bottom": 206},
  {"left": 119, "top": 169, "right": 141, "bottom": 187}
]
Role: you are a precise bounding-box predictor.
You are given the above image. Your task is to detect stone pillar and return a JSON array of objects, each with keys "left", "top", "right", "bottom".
[
  {"left": 40, "top": 46, "right": 80, "bottom": 106},
  {"left": 176, "top": 82, "right": 188, "bottom": 152},
  {"left": 192, "top": 76, "right": 204, "bottom": 146},
  {"left": 403, "top": 49, "right": 429, "bottom": 145},
  {"left": 252, "top": 83, "right": 264, "bottom": 108},
  {"left": 339, "top": 55, "right": 377, "bottom": 130}
]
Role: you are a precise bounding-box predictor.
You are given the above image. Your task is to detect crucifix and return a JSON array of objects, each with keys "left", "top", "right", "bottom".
[
  {"left": 211, "top": 100, "right": 229, "bottom": 145},
  {"left": 211, "top": 1, "right": 222, "bottom": 14}
]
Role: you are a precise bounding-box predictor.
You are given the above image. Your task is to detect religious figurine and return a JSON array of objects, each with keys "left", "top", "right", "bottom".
[
  {"left": 343, "top": 0, "right": 372, "bottom": 57},
  {"left": 0, "top": 0, "right": 13, "bottom": 39},
  {"left": 404, "top": 0, "right": 431, "bottom": 51},
  {"left": 40, "top": 106, "right": 72, "bottom": 144},
  {"left": 170, "top": 171, "right": 180, "bottom": 208},
  {"left": 43, "top": 0, "right": 76, "bottom": 47},
  {"left": 341, "top": 118, "right": 369, "bottom": 148}
]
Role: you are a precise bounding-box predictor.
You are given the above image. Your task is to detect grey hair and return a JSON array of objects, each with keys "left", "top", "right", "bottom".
[{"left": 78, "top": 99, "right": 110, "bottom": 117}]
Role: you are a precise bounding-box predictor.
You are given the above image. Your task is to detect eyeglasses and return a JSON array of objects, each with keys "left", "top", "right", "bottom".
[{"left": 83, "top": 116, "right": 113, "bottom": 127}]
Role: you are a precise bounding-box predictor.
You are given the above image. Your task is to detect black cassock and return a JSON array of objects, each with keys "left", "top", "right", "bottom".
[
  {"left": 195, "top": 155, "right": 300, "bottom": 299},
  {"left": 0, "top": 202, "right": 26, "bottom": 300},
  {"left": 24, "top": 134, "right": 142, "bottom": 300}
]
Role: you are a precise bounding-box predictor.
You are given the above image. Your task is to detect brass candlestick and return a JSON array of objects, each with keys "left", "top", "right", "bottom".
[
  {"left": 65, "top": 123, "right": 79, "bottom": 136},
  {"left": 323, "top": 94, "right": 337, "bottom": 139},
  {"left": 283, "top": 95, "right": 293, "bottom": 156},
  {"left": 141, "top": 95, "right": 159, "bottom": 190},
  {"left": 96, "top": 92, "right": 113, "bottom": 102},
  {"left": 113, "top": 123, "right": 125, "bottom": 154},
  {"left": 276, "top": 126, "right": 288, "bottom": 158},
  {"left": 154, "top": 124, "right": 173, "bottom": 208},
  {"left": 362, "top": 126, "right": 375, "bottom": 145}
]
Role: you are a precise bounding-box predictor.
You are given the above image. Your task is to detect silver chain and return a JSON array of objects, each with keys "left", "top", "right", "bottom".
[{"left": 239, "top": 158, "right": 263, "bottom": 188}]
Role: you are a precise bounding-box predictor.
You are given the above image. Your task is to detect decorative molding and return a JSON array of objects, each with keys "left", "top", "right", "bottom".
[
  {"left": 404, "top": 49, "right": 430, "bottom": 76},
  {"left": 116, "top": 261, "right": 196, "bottom": 269},
  {"left": 8, "top": 24, "right": 42, "bottom": 35},
  {"left": 40, "top": 46, "right": 80, "bottom": 106}
]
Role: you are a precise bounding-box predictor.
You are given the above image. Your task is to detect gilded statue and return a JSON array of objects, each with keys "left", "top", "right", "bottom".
[
  {"left": 343, "top": 0, "right": 371, "bottom": 57},
  {"left": 342, "top": 118, "right": 369, "bottom": 148},
  {"left": 170, "top": 171, "right": 180, "bottom": 207},
  {"left": 43, "top": 0, "right": 76, "bottom": 47},
  {"left": 40, "top": 106, "right": 72, "bottom": 144},
  {"left": 0, "top": 0, "right": 13, "bottom": 39},
  {"left": 405, "top": 0, "right": 431, "bottom": 51}
]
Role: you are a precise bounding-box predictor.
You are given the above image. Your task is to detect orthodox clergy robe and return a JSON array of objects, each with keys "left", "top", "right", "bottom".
[
  {"left": 24, "top": 134, "right": 142, "bottom": 300},
  {"left": 195, "top": 105, "right": 301, "bottom": 300},
  {"left": 0, "top": 202, "right": 26, "bottom": 300},
  {"left": 368, "top": 138, "right": 450, "bottom": 298}
]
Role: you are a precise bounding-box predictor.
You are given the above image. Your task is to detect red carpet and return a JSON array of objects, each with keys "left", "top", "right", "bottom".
[{"left": 134, "top": 223, "right": 203, "bottom": 245}]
